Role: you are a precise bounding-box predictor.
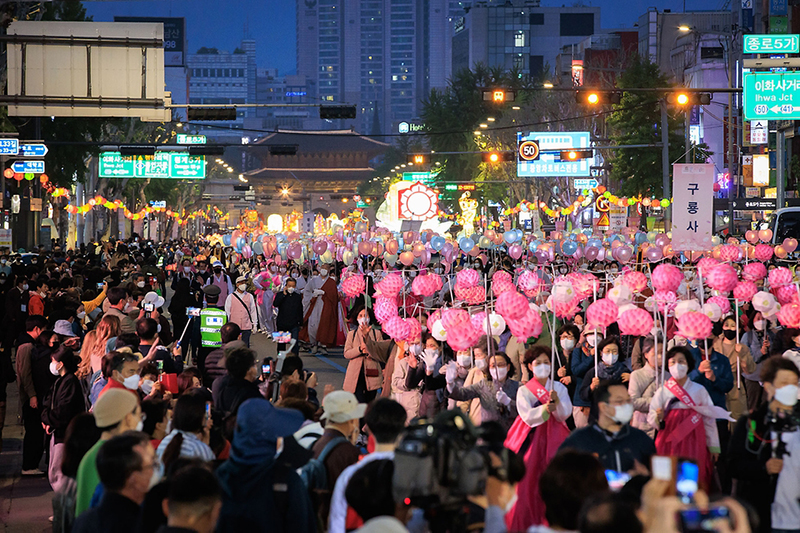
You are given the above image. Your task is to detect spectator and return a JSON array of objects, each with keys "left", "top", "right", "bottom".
[
  {"left": 729, "top": 357, "right": 800, "bottom": 533},
  {"left": 577, "top": 493, "right": 643, "bottom": 533},
  {"left": 211, "top": 345, "right": 262, "bottom": 421},
  {"left": 273, "top": 277, "right": 304, "bottom": 355},
  {"left": 137, "top": 317, "right": 182, "bottom": 374},
  {"left": 312, "top": 391, "right": 366, "bottom": 524},
  {"left": 28, "top": 277, "right": 49, "bottom": 316},
  {"left": 73, "top": 432, "right": 158, "bottom": 533},
  {"left": 202, "top": 323, "right": 241, "bottom": 388},
  {"left": 41, "top": 347, "right": 87, "bottom": 492},
  {"left": 98, "top": 350, "right": 140, "bottom": 399},
  {"left": 447, "top": 351, "right": 520, "bottom": 430},
  {"left": 159, "top": 465, "right": 222, "bottom": 533},
  {"left": 77, "top": 315, "right": 120, "bottom": 378},
  {"left": 343, "top": 305, "right": 388, "bottom": 404},
  {"left": 53, "top": 413, "right": 102, "bottom": 533},
  {"left": 74, "top": 389, "right": 143, "bottom": 516},
  {"left": 216, "top": 398, "right": 315, "bottom": 533},
  {"left": 225, "top": 276, "right": 257, "bottom": 347},
  {"left": 329, "top": 398, "right": 407, "bottom": 533},
  {"left": 559, "top": 381, "right": 656, "bottom": 473},
  {"left": 460, "top": 335, "right": 498, "bottom": 428},
  {"left": 105, "top": 287, "right": 136, "bottom": 334},
  {"left": 141, "top": 398, "right": 171, "bottom": 449},
  {"left": 15, "top": 315, "right": 48, "bottom": 475},
  {"left": 628, "top": 336, "right": 662, "bottom": 439},
  {"left": 569, "top": 329, "right": 599, "bottom": 429},
  {"left": 391, "top": 334, "right": 423, "bottom": 422},
  {"left": 344, "top": 460, "right": 405, "bottom": 533},
  {"left": 580, "top": 337, "right": 631, "bottom": 409},
  {"left": 741, "top": 310, "right": 774, "bottom": 412},
  {"left": 555, "top": 324, "right": 581, "bottom": 405},
  {"left": 715, "top": 315, "right": 756, "bottom": 423},
  {"left": 157, "top": 394, "right": 215, "bottom": 470}
]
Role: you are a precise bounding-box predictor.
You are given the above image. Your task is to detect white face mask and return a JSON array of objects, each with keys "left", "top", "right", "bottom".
[
  {"left": 279, "top": 267, "right": 286, "bottom": 273},
  {"left": 651, "top": 325, "right": 661, "bottom": 336},
  {"left": 77, "top": 311, "right": 86, "bottom": 320},
  {"left": 358, "top": 316, "right": 370, "bottom": 326},
  {"left": 409, "top": 344, "right": 422, "bottom": 356},
  {"left": 586, "top": 334, "right": 597, "bottom": 347},
  {"left": 123, "top": 302, "right": 133, "bottom": 313},
  {"left": 49, "top": 361, "right": 61, "bottom": 376},
  {"left": 602, "top": 352, "right": 618, "bottom": 366},
  {"left": 137, "top": 281, "right": 146, "bottom": 288},
  {"left": 183, "top": 266, "right": 191, "bottom": 273},
  {"left": 134, "top": 418, "right": 144, "bottom": 433},
  {"left": 533, "top": 363, "right": 551, "bottom": 379},
  {"left": 141, "top": 379, "right": 154, "bottom": 395},
  {"left": 753, "top": 320, "right": 766, "bottom": 331},
  {"left": 475, "top": 358, "right": 487, "bottom": 371},
  {"left": 491, "top": 366, "right": 508, "bottom": 381},
  {"left": 609, "top": 402, "right": 634, "bottom": 425},
  {"left": 22, "top": 283, "right": 28, "bottom": 291},
  {"left": 560, "top": 338, "right": 575, "bottom": 351},
  {"left": 669, "top": 363, "right": 688, "bottom": 380},
  {"left": 287, "top": 287, "right": 295, "bottom": 293},
  {"left": 320, "top": 269, "right": 328, "bottom": 277},
  {"left": 238, "top": 284, "right": 247, "bottom": 292},
  {"left": 457, "top": 354, "right": 472, "bottom": 368},
  {"left": 123, "top": 373, "right": 140, "bottom": 391},
  {"left": 424, "top": 348, "right": 439, "bottom": 359},
  {"left": 774, "top": 384, "right": 799, "bottom": 407}
]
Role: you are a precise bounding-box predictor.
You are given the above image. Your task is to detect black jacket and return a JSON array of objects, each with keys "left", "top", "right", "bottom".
[
  {"left": 31, "top": 343, "right": 56, "bottom": 400},
  {"left": 212, "top": 374, "right": 262, "bottom": 417},
  {"left": 559, "top": 423, "right": 656, "bottom": 473},
  {"left": 72, "top": 492, "right": 141, "bottom": 533},
  {"left": 41, "top": 373, "right": 87, "bottom": 443},
  {"left": 203, "top": 342, "right": 232, "bottom": 388},
  {"left": 727, "top": 403, "right": 778, "bottom": 533},
  {"left": 273, "top": 291, "right": 304, "bottom": 331}
]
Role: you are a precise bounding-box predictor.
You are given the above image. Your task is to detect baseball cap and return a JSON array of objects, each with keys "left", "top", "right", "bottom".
[
  {"left": 235, "top": 276, "right": 247, "bottom": 285},
  {"left": 212, "top": 260, "right": 223, "bottom": 267},
  {"left": 320, "top": 391, "right": 367, "bottom": 423},
  {"left": 93, "top": 388, "right": 138, "bottom": 428}
]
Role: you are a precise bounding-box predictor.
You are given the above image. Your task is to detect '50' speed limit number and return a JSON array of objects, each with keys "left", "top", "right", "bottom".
[{"left": 518, "top": 140, "right": 540, "bottom": 161}]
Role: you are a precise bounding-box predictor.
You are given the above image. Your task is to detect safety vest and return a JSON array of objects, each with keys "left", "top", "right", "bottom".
[{"left": 200, "top": 307, "right": 227, "bottom": 348}]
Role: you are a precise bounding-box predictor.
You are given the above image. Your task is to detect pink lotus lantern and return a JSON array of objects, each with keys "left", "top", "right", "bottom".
[
  {"left": 447, "top": 321, "right": 482, "bottom": 351},
  {"left": 620, "top": 271, "right": 648, "bottom": 293},
  {"left": 778, "top": 303, "right": 800, "bottom": 328},
  {"left": 377, "top": 273, "right": 403, "bottom": 297},
  {"left": 733, "top": 281, "right": 758, "bottom": 302},
  {"left": 492, "top": 270, "right": 512, "bottom": 285},
  {"left": 405, "top": 317, "right": 422, "bottom": 341},
  {"left": 471, "top": 311, "right": 488, "bottom": 333},
  {"left": 706, "top": 264, "right": 738, "bottom": 292},
  {"left": 441, "top": 308, "right": 470, "bottom": 330},
  {"left": 427, "top": 310, "right": 442, "bottom": 331},
  {"left": 341, "top": 275, "right": 366, "bottom": 298},
  {"left": 677, "top": 311, "right": 713, "bottom": 340},
  {"left": 507, "top": 307, "right": 543, "bottom": 343},
  {"left": 652, "top": 264, "right": 683, "bottom": 292},
  {"left": 493, "top": 279, "right": 516, "bottom": 297},
  {"left": 742, "top": 262, "right": 767, "bottom": 282},
  {"left": 411, "top": 274, "right": 439, "bottom": 297},
  {"left": 617, "top": 308, "right": 654, "bottom": 336},
  {"left": 697, "top": 257, "right": 719, "bottom": 277},
  {"left": 518, "top": 270, "right": 542, "bottom": 297},
  {"left": 456, "top": 268, "right": 480, "bottom": 289},
  {"left": 586, "top": 298, "right": 619, "bottom": 330},
  {"left": 383, "top": 316, "right": 411, "bottom": 341},
  {"left": 769, "top": 267, "right": 794, "bottom": 288},
  {"left": 374, "top": 297, "right": 399, "bottom": 324},
  {"left": 775, "top": 284, "right": 798, "bottom": 305},
  {"left": 719, "top": 245, "right": 740, "bottom": 262},
  {"left": 496, "top": 291, "right": 530, "bottom": 321},
  {"left": 653, "top": 290, "right": 678, "bottom": 314},
  {"left": 467, "top": 285, "right": 487, "bottom": 305},
  {"left": 754, "top": 244, "right": 774, "bottom": 262},
  {"left": 706, "top": 295, "right": 731, "bottom": 315}
]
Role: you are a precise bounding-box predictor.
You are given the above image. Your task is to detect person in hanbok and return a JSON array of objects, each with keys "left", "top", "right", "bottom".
[
  {"left": 391, "top": 335, "right": 422, "bottom": 422},
  {"left": 300, "top": 263, "right": 339, "bottom": 354},
  {"left": 504, "top": 346, "right": 572, "bottom": 531},
  {"left": 648, "top": 346, "right": 726, "bottom": 490},
  {"left": 253, "top": 268, "right": 276, "bottom": 334}
]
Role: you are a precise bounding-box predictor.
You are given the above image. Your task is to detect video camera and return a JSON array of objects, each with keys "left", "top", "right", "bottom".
[
  {"left": 266, "top": 331, "right": 295, "bottom": 402},
  {"left": 392, "top": 410, "right": 509, "bottom": 532},
  {"left": 766, "top": 404, "right": 800, "bottom": 459}
]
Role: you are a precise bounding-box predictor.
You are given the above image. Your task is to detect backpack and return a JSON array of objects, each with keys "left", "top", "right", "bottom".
[{"left": 299, "top": 435, "right": 347, "bottom": 492}]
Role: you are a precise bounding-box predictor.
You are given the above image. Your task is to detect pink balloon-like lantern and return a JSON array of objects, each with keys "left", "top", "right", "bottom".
[
  {"left": 496, "top": 291, "right": 529, "bottom": 321},
  {"left": 586, "top": 298, "right": 619, "bottom": 330},
  {"left": 677, "top": 311, "right": 713, "bottom": 340},
  {"left": 652, "top": 264, "right": 683, "bottom": 292},
  {"left": 617, "top": 308, "right": 654, "bottom": 336},
  {"left": 742, "top": 262, "right": 767, "bottom": 282},
  {"left": 705, "top": 264, "right": 738, "bottom": 292}
]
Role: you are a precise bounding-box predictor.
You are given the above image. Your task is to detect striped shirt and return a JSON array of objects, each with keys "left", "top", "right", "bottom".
[{"left": 156, "top": 430, "right": 215, "bottom": 463}]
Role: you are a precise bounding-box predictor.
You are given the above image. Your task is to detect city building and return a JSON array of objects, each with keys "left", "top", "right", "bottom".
[
  {"left": 452, "top": 2, "right": 601, "bottom": 82},
  {"left": 555, "top": 30, "right": 638, "bottom": 87},
  {"left": 187, "top": 40, "right": 257, "bottom": 141},
  {"left": 296, "top": 0, "right": 462, "bottom": 135},
  {"left": 254, "top": 69, "right": 311, "bottom": 131}
]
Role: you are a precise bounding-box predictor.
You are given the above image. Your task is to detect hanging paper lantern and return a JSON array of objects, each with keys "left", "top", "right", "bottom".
[
  {"left": 492, "top": 270, "right": 512, "bottom": 285},
  {"left": 677, "top": 311, "right": 713, "bottom": 340},
  {"left": 411, "top": 274, "right": 439, "bottom": 297},
  {"left": 518, "top": 270, "right": 542, "bottom": 297},
  {"left": 732, "top": 281, "right": 758, "bottom": 302},
  {"left": 586, "top": 298, "right": 619, "bottom": 330},
  {"left": 374, "top": 297, "right": 399, "bottom": 324},
  {"left": 778, "top": 303, "right": 800, "bottom": 328},
  {"left": 652, "top": 264, "right": 683, "bottom": 292},
  {"left": 707, "top": 295, "right": 731, "bottom": 315},
  {"left": 341, "top": 275, "right": 366, "bottom": 298},
  {"left": 719, "top": 245, "right": 739, "bottom": 262},
  {"left": 496, "top": 291, "right": 529, "bottom": 321},
  {"left": 705, "top": 264, "right": 738, "bottom": 292},
  {"left": 653, "top": 290, "right": 678, "bottom": 314},
  {"left": 441, "top": 308, "right": 470, "bottom": 330},
  {"left": 742, "top": 262, "right": 768, "bottom": 282},
  {"left": 507, "top": 307, "right": 543, "bottom": 344},
  {"left": 405, "top": 317, "right": 422, "bottom": 341},
  {"left": 769, "top": 267, "right": 794, "bottom": 289},
  {"left": 754, "top": 244, "right": 774, "bottom": 262},
  {"left": 617, "top": 307, "right": 654, "bottom": 337},
  {"left": 674, "top": 299, "right": 702, "bottom": 319},
  {"left": 492, "top": 279, "right": 516, "bottom": 297},
  {"left": 696, "top": 257, "right": 719, "bottom": 278},
  {"left": 775, "top": 284, "right": 798, "bottom": 305},
  {"left": 376, "top": 273, "right": 403, "bottom": 297},
  {"left": 456, "top": 268, "right": 480, "bottom": 289},
  {"left": 619, "top": 271, "right": 648, "bottom": 293}
]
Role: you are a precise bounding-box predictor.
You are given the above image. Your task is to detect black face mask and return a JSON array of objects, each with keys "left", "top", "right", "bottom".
[
  {"left": 723, "top": 329, "right": 736, "bottom": 340},
  {"left": 214, "top": 268, "right": 222, "bottom": 274}
]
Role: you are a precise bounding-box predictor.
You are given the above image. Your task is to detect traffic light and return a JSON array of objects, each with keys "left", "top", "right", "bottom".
[
  {"left": 667, "top": 92, "right": 711, "bottom": 106},
  {"left": 188, "top": 145, "right": 226, "bottom": 156},
  {"left": 576, "top": 90, "right": 621, "bottom": 105},
  {"left": 187, "top": 107, "right": 237, "bottom": 121},
  {"left": 482, "top": 89, "right": 516, "bottom": 103},
  {"left": 559, "top": 149, "right": 593, "bottom": 161},
  {"left": 319, "top": 105, "right": 357, "bottom": 119},
  {"left": 482, "top": 151, "right": 515, "bottom": 163},
  {"left": 408, "top": 154, "right": 428, "bottom": 165}
]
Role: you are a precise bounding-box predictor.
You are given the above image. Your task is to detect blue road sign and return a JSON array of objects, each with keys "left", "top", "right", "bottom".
[
  {"left": 11, "top": 160, "right": 44, "bottom": 174},
  {"left": 0, "top": 139, "right": 19, "bottom": 156},
  {"left": 19, "top": 144, "right": 48, "bottom": 157}
]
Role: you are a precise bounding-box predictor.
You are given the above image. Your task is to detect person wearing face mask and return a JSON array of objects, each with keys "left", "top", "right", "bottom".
[
  {"left": 300, "top": 263, "right": 340, "bottom": 355},
  {"left": 40, "top": 347, "right": 86, "bottom": 493},
  {"left": 648, "top": 347, "right": 723, "bottom": 489},
  {"left": 343, "top": 306, "right": 388, "bottom": 403},
  {"left": 714, "top": 316, "right": 756, "bottom": 424},
  {"left": 98, "top": 349, "right": 141, "bottom": 399},
  {"left": 224, "top": 276, "right": 258, "bottom": 347},
  {"left": 504, "top": 346, "right": 572, "bottom": 530},
  {"left": 74, "top": 388, "right": 144, "bottom": 516},
  {"left": 459, "top": 336, "right": 497, "bottom": 425},
  {"left": 741, "top": 310, "right": 776, "bottom": 412},
  {"left": 628, "top": 336, "right": 664, "bottom": 439},
  {"left": 442, "top": 349, "right": 473, "bottom": 410},
  {"left": 156, "top": 393, "right": 215, "bottom": 471},
  {"left": 391, "top": 335, "right": 424, "bottom": 422},
  {"left": 204, "top": 260, "right": 234, "bottom": 304},
  {"left": 569, "top": 328, "right": 598, "bottom": 429},
  {"left": 104, "top": 287, "right": 137, "bottom": 334},
  {"left": 5, "top": 274, "right": 31, "bottom": 353},
  {"left": 73, "top": 432, "right": 159, "bottom": 533},
  {"left": 729, "top": 357, "right": 800, "bottom": 533},
  {"left": 447, "top": 352, "right": 520, "bottom": 430},
  {"left": 560, "top": 381, "right": 656, "bottom": 474},
  {"left": 406, "top": 334, "right": 450, "bottom": 418},
  {"left": 555, "top": 324, "right": 580, "bottom": 401},
  {"left": 273, "top": 278, "right": 304, "bottom": 356},
  {"left": 581, "top": 337, "right": 631, "bottom": 411}
]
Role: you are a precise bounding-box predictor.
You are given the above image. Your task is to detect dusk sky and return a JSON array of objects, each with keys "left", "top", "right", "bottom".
[{"left": 85, "top": 0, "right": 723, "bottom": 76}]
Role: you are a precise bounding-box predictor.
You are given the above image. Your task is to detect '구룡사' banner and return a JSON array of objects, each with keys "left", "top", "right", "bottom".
[{"left": 671, "top": 164, "right": 715, "bottom": 252}]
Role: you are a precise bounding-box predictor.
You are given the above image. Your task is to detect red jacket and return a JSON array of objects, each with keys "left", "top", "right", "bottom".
[{"left": 28, "top": 292, "right": 44, "bottom": 316}]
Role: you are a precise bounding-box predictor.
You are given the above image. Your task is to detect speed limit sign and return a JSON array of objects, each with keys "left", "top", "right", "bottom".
[{"left": 518, "top": 140, "right": 540, "bottom": 161}]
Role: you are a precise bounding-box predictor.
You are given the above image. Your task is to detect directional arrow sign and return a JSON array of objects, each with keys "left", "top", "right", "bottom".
[
  {"left": 18, "top": 144, "right": 48, "bottom": 157},
  {"left": 0, "top": 139, "right": 19, "bottom": 156},
  {"left": 744, "top": 72, "right": 800, "bottom": 120},
  {"left": 11, "top": 160, "right": 44, "bottom": 174},
  {"left": 574, "top": 178, "right": 598, "bottom": 189}
]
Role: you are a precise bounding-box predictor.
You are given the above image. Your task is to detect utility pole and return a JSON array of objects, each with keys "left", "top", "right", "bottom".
[{"left": 661, "top": 99, "right": 671, "bottom": 229}]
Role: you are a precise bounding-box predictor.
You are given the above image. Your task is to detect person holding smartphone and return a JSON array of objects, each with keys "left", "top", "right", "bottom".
[{"left": 273, "top": 278, "right": 303, "bottom": 355}]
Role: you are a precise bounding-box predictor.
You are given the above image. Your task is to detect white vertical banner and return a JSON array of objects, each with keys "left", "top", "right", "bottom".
[{"left": 671, "top": 163, "right": 715, "bottom": 251}]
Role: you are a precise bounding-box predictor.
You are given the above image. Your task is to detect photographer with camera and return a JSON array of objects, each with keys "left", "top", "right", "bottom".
[{"left": 728, "top": 357, "right": 800, "bottom": 533}]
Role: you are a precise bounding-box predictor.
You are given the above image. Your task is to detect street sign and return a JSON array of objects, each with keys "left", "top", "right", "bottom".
[
  {"left": 150, "top": 200, "right": 166, "bottom": 208},
  {"left": 750, "top": 120, "right": 768, "bottom": 144},
  {"left": 743, "top": 72, "right": 800, "bottom": 120},
  {"left": 753, "top": 154, "right": 770, "bottom": 186},
  {"left": 595, "top": 196, "right": 609, "bottom": 212},
  {"left": 18, "top": 143, "right": 48, "bottom": 157},
  {"left": 402, "top": 171, "right": 436, "bottom": 185},
  {"left": 0, "top": 139, "right": 19, "bottom": 155},
  {"left": 732, "top": 198, "right": 777, "bottom": 210},
  {"left": 743, "top": 33, "right": 799, "bottom": 54},
  {"left": 517, "top": 131, "right": 591, "bottom": 178},
  {"left": 518, "top": 140, "right": 540, "bottom": 161},
  {"left": 574, "top": 178, "right": 598, "bottom": 189},
  {"left": 11, "top": 160, "right": 44, "bottom": 173},
  {"left": 98, "top": 151, "right": 206, "bottom": 179},
  {"left": 745, "top": 187, "right": 760, "bottom": 197},
  {"left": 176, "top": 134, "right": 206, "bottom": 145}
]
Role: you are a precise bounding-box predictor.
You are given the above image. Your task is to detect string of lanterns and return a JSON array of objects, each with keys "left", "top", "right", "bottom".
[
  {"left": 536, "top": 185, "right": 673, "bottom": 219},
  {"left": 59, "top": 196, "right": 229, "bottom": 226}
]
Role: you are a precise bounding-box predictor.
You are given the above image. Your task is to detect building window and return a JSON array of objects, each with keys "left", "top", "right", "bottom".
[
  {"left": 529, "top": 13, "right": 544, "bottom": 25},
  {"left": 530, "top": 55, "right": 544, "bottom": 75},
  {"left": 560, "top": 13, "right": 594, "bottom": 37},
  {"left": 513, "top": 55, "right": 525, "bottom": 70},
  {"left": 514, "top": 31, "right": 525, "bottom": 47},
  {"left": 701, "top": 46, "right": 724, "bottom": 59}
]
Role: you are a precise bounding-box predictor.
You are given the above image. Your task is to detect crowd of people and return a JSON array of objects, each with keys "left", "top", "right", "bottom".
[{"left": 0, "top": 235, "right": 797, "bottom": 533}]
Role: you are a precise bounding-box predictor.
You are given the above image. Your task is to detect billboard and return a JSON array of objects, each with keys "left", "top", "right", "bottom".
[
  {"left": 517, "top": 131, "right": 592, "bottom": 177},
  {"left": 115, "top": 17, "right": 186, "bottom": 67}
]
